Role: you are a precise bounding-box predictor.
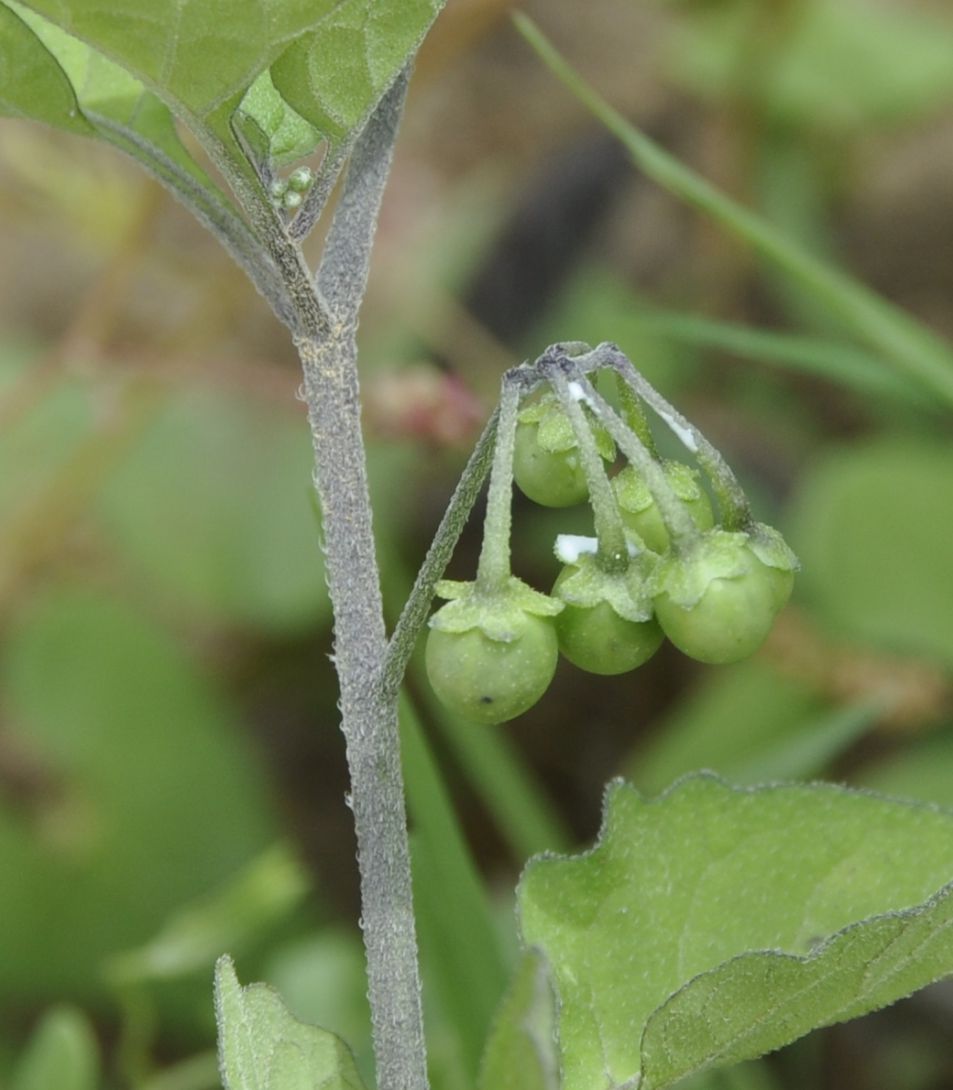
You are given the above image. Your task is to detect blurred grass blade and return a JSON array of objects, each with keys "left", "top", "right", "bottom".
[
  {"left": 514, "top": 13, "right": 953, "bottom": 411},
  {"left": 400, "top": 694, "right": 510, "bottom": 1079},
  {"left": 633, "top": 307, "right": 933, "bottom": 408}
]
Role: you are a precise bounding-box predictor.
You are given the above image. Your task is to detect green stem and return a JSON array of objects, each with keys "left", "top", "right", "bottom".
[
  {"left": 604, "top": 345, "right": 752, "bottom": 531},
  {"left": 549, "top": 365, "right": 628, "bottom": 571},
  {"left": 574, "top": 372, "right": 700, "bottom": 549},
  {"left": 614, "top": 371, "right": 657, "bottom": 455},
  {"left": 476, "top": 376, "right": 522, "bottom": 592},
  {"left": 381, "top": 407, "right": 499, "bottom": 700}
]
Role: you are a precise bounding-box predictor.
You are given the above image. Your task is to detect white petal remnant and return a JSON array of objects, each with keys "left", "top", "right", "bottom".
[
  {"left": 554, "top": 534, "right": 600, "bottom": 564},
  {"left": 566, "top": 381, "right": 598, "bottom": 411}
]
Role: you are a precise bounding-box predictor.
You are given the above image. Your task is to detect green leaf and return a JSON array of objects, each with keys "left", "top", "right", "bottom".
[
  {"left": 108, "top": 844, "right": 310, "bottom": 984},
  {"left": 17, "top": 0, "right": 331, "bottom": 131},
  {"left": 8, "top": 1, "right": 204, "bottom": 175},
  {"left": 3, "top": 3, "right": 280, "bottom": 305},
  {"left": 514, "top": 14, "right": 953, "bottom": 412},
  {"left": 272, "top": 0, "right": 443, "bottom": 146},
  {"left": 628, "top": 660, "right": 870, "bottom": 793},
  {"left": 670, "top": 0, "right": 953, "bottom": 129},
  {"left": 477, "top": 951, "right": 558, "bottom": 1090},
  {"left": 96, "top": 387, "right": 330, "bottom": 632},
  {"left": 10, "top": 1008, "right": 99, "bottom": 1090},
  {"left": 236, "top": 68, "right": 321, "bottom": 166},
  {"left": 0, "top": 2, "right": 92, "bottom": 133},
  {"left": 789, "top": 438, "right": 953, "bottom": 668},
  {"left": 0, "top": 586, "right": 277, "bottom": 999},
  {"left": 215, "top": 955, "right": 366, "bottom": 1090},
  {"left": 519, "top": 775, "right": 953, "bottom": 1090}
]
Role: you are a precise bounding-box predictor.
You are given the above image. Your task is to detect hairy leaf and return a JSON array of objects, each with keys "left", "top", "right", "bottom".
[
  {"left": 17, "top": 0, "right": 331, "bottom": 128},
  {"left": 7, "top": 0, "right": 212, "bottom": 181},
  {"left": 272, "top": 0, "right": 443, "bottom": 146},
  {"left": 0, "top": 2, "right": 92, "bottom": 132},
  {"left": 215, "top": 956, "right": 366, "bottom": 1090},
  {"left": 236, "top": 68, "right": 321, "bottom": 166},
  {"left": 519, "top": 775, "right": 953, "bottom": 1090}
]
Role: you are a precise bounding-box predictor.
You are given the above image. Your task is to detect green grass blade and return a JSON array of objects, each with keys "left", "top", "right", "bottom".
[
  {"left": 514, "top": 13, "right": 953, "bottom": 411},
  {"left": 399, "top": 693, "right": 510, "bottom": 1078},
  {"left": 633, "top": 307, "right": 933, "bottom": 408}
]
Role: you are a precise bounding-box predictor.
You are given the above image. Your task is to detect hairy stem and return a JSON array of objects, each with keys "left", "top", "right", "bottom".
[
  {"left": 273, "top": 75, "right": 427, "bottom": 1090},
  {"left": 476, "top": 375, "right": 521, "bottom": 592},
  {"left": 382, "top": 406, "right": 499, "bottom": 700},
  {"left": 297, "top": 330, "right": 428, "bottom": 1090},
  {"left": 550, "top": 366, "right": 628, "bottom": 571}
]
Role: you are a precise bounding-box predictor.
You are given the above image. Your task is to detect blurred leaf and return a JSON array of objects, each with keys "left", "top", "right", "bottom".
[
  {"left": 539, "top": 266, "right": 701, "bottom": 395},
  {"left": 670, "top": 0, "right": 953, "bottom": 129},
  {"left": 0, "top": 587, "right": 276, "bottom": 998},
  {"left": 854, "top": 729, "right": 953, "bottom": 810},
  {"left": 0, "top": 2, "right": 93, "bottom": 133},
  {"left": 515, "top": 14, "right": 953, "bottom": 411},
  {"left": 10, "top": 1008, "right": 99, "bottom": 1090},
  {"left": 789, "top": 439, "right": 953, "bottom": 667},
  {"left": 629, "top": 660, "right": 825, "bottom": 793},
  {"left": 108, "top": 844, "right": 310, "bottom": 984},
  {"left": 272, "top": 0, "right": 444, "bottom": 147},
  {"left": 215, "top": 955, "right": 366, "bottom": 1090},
  {"left": 96, "top": 388, "right": 330, "bottom": 633},
  {"left": 519, "top": 776, "right": 953, "bottom": 1090},
  {"left": 477, "top": 951, "right": 557, "bottom": 1090}
]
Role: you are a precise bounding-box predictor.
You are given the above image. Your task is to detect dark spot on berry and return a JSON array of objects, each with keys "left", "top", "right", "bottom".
[{"left": 479, "top": 695, "right": 493, "bottom": 704}]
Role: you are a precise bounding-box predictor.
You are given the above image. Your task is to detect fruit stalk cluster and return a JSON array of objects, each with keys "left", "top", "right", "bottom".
[{"left": 425, "top": 343, "right": 799, "bottom": 724}]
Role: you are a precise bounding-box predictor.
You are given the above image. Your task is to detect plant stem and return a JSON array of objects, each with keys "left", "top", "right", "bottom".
[
  {"left": 296, "top": 332, "right": 428, "bottom": 1090},
  {"left": 572, "top": 371, "right": 699, "bottom": 548},
  {"left": 275, "top": 74, "right": 428, "bottom": 1090},
  {"left": 601, "top": 344, "right": 753, "bottom": 530},
  {"left": 549, "top": 366, "right": 628, "bottom": 571},
  {"left": 382, "top": 407, "right": 499, "bottom": 700},
  {"left": 476, "top": 375, "right": 521, "bottom": 592}
]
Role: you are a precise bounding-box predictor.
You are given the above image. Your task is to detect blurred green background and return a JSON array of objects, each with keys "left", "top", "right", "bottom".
[{"left": 1, "top": 1, "right": 953, "bottom": 1088}]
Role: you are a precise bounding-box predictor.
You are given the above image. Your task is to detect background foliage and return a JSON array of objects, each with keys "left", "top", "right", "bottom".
[{"left": 1, "top": 1, "right": 953, "bottom": 1088}]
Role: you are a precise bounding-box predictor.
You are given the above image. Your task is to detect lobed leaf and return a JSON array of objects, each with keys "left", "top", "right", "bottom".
[
  {"left": 215, "top": 955, "right": 366, "bottom": 1090},
  {"left": 519, "top": 775, "right": 953, "bottom": 1090}
]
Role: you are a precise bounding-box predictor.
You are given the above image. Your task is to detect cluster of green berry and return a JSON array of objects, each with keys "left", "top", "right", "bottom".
[
  {"left": 424, "top": 345, "right": 798, "bottom": 725},
  {"left": 269, "top": 165, "right": 315, "bottom": 213}
]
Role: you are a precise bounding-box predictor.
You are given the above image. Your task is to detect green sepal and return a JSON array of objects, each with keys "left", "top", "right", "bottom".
[
  {"left": 747, "top": 522, "right": 800, "bottom": 573},
  {"left": 518, "top": 392, "right": 615, "bottom": 459},
  {"left": 553, "top": 553, "right": 657, "bottom": 624},
  {"left": 431, "top": 577, "right": 563, "bottom": 641},
  {"left": 654, "top": 530, "right": 754, "bottom": 610},
  {"left": 614, "top": 460, "right": 704, "bottom": 515}
]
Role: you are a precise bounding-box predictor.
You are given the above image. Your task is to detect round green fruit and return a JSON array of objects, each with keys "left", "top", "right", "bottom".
[
  {"left": 425, "top": 612, "right": 558, "bottom": 724},
  {"left": 512, "top": 419, "right": 590, "bottom": 507},
  {"left": 554, "top": 592, "right": 663, "bottom": 675},
  {"left": 654, "top": 548, "right": 789, "bottom": 665}
]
